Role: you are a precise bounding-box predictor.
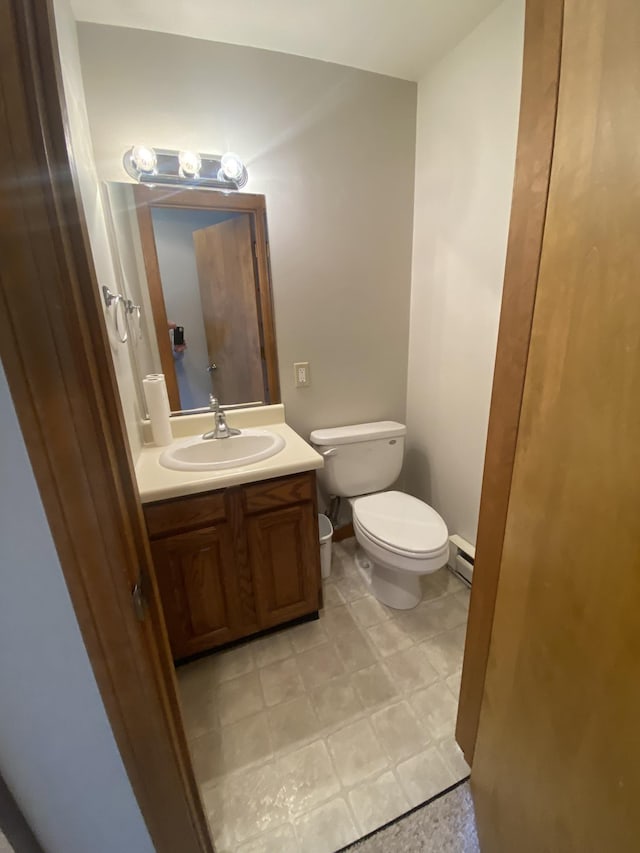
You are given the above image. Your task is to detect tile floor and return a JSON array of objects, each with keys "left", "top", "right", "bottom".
[{"left": 177, "top": 538, "right": 470, "bottom": 853}]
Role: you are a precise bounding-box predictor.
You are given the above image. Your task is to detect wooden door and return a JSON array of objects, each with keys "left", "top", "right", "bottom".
[
  {"left": 0, "top": 2, "right": 213, "bottom": 850},
  {"left": 193, "top": 216, "right": 266, "bottom": 405},
  {"left": 152, "top": 525, "right": 240, "bottom": 659},
  {"left": 471, "top": 1, "right": 640, "bottom": 850},
  {"left": 247, "top": 504, "right": 321, "bottom": 629}
]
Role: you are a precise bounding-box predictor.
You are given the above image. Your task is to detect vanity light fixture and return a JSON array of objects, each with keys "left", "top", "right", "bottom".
[
  {"left": 130, "top": 145, "right": 157, "bottom": 175},
  {"left": 219, "top": 152, "right": 248, "bottom": 188},
  {"left": 178, "top": 149, "right": 202, "bottom": 178},
  {"left": 122, "top": 146, "right": 248, "bottom": 190}
]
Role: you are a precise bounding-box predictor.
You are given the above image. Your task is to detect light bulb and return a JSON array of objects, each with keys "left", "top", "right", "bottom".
[
  {"left": 178, "top": 150, "right": 202, "bottom": 177},
  {"left": 131, "top": 145, "right": 157, "bottom": 174},
  {"left": 220, "top": 152, "right": 244, "bottom": 181}
]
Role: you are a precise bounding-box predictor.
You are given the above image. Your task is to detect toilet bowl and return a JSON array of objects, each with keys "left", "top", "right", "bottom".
[
  {"left": 310, "top": 421, "right": 449, "bottom": 610},
  {"left": 351, "top": 491, "right": 449, "bottom": 609}
]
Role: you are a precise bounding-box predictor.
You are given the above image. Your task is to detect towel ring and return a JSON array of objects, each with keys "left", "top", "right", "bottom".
[{"left": 102, "top": 285, "right": 128, "bottom": 343}]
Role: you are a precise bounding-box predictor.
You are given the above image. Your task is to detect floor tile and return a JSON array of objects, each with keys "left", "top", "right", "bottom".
[
  {"left": 216, "top": 671, "right": 264, "bottom": 726},
  {"left": 333, "top": 629, "right": 376, "bottom": 673},
  {"left": 192, "top": 711, "right": 271, "bottom": 783},
  {"left": 289, "top": 619, "right": 328, "bottom": 654},
  {"left": 396, "top": 746, "right": 454, "bottom": 808},
  {"left": 203, "top": 761, "right": 289, "bottom": 844},
  {"left": 335, "top": 573, "right": 368, "bottom": 603},
  {"left": 339, "top": 537, "right": 358, "bottom": 558},
  {"left": 310, "top": 673, "right": 363, "bottom": 728},
  {"left": 391, "top": 592, "right": 467, "bottom": 643},
  {"left": 293, "top": 797, "right": 359, "bottom": 853},
  {"left": 423, "top": 595, "right": 469, "bottom": 633},
  {"left": 177, "top": 655, "right": 219, "bottom": 704},
  {"left": 209, "top": 643, "right": 255, "bottom": 685},
  {"left": 421, "top": 625, "right": 467, "bottom": 677},
  {"left": 189, "top": 541, "right": 469, "bottom": 853},
  {"left": 348, "top": 770, "right": 410, "bottom": 836},
  {"left": 351, "top": 663, "right": 398, "bottom": 709},
  {"left": 327, "top": 718, "right": 388, "bottom": 786},
  {"left": 371, "top": 701, "right": 429, "bottom": 763},
  {"left": 236, "top": 822, "right": 299, "bottom": 853},
  {"left": 385, "top": 643, "right": 440, "bottom": 694},
  {"left": 349, "top": 595, "right": 392, "bottom": 628},
  {"left": 178, "top": 689, "right": 219, "bottom": 741},
  {"left": 252, "top": 631, "right": 294, "bottom": 668},
  {"left": 296, "top": 643, "right": 344, "bottom": 691},
  {"left": 320, "top": 604, "right": 359, "bottom": 637},
  {"left": 454, "top": 586, "right": 471, "bottom": 611},
  {"left": 367, "top": 620, "right": 413, "bottom": 658},
  {"left": 410, "top": 680, "right": 459, "bottom": 742},
  {"left": 190, "top": 727, "right": 223, "bottom": 786},
  {"left": 437, "top": 736, "right": 471, "bottom": 780},
  {"left": 321, "top": 583, "right": 346, "bottom": 610},
  {"left": 267, "top": 695, "right": 322, "bottom": 752},
  {"left": 421, "top": 568, "right": 465, "bottom": 601},
  {"left": 278, "top": 740, "right": 340, "bottom": 818},
  {"left": 259, "top": 657, "right": 305, "bottom": 707},
  {"left": 446, "top": 671, "right": 463, "bottom": 698},
  {"left": 390, "top": 602, "right": 442, "bottom": 642}
]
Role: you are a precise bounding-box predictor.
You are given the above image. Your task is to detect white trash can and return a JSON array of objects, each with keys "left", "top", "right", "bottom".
[{"left": 318, "top": 514, "right": 333, "bottom": 580}]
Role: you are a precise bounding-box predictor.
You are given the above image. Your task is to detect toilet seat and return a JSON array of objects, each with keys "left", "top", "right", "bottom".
[{"left": 352, "top": 491, "right": 449, "bottom": 559}]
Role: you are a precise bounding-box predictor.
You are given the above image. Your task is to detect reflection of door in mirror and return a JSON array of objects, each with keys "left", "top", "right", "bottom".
[
  {"left": 130, "top": 186, "right": 280, "bottom": 414},
  {"left": 193, "top": 217, "right": 265, "bottom": 406}
]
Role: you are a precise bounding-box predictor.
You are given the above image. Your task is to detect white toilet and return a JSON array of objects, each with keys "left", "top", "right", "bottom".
[{"left": 310, "top": 421, "right": 449, "bottom": 610}]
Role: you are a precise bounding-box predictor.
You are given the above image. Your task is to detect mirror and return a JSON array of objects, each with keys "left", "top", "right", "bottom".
[{"left": 104, "top": 182, "right": 280, "bottom": 415}]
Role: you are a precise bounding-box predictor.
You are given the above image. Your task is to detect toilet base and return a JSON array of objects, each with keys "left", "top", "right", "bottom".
[
  {"left": 371, "top": 562, "right": 422, "bottom": 610},
  {"left": 354, "top": 546, "right": 422, "bottom": 610}
]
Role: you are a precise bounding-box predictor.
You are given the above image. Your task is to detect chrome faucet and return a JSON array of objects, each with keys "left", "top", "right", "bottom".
[{"left": 203, "top": 395, "right": 241, "bottom": 440}]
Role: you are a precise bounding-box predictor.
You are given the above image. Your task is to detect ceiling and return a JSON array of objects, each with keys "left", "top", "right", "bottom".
[{"left": 70, "top": 0, "right": 503, "bottom": 82}]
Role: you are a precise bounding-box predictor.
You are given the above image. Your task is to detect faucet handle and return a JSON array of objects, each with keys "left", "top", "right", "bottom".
[{"left": 209, "top": 394, "right": 220, "bottom": 411}]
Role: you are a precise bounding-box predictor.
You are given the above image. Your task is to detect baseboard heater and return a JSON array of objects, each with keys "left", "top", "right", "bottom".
[{"left": 448, "top": 534, "right": 475, "bottom": 586}]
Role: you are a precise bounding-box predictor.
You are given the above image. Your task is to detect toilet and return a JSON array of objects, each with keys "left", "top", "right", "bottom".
[{"left": 310, "top": 421, "right": 449, "bottom": 610}]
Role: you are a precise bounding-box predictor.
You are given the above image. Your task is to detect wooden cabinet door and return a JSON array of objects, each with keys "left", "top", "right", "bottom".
[
  {"left": 151, "top": 524, "right": 241, "bottom": 659},
  {"left": 247, "top": 503, "right": 320, "bottom": 629}
]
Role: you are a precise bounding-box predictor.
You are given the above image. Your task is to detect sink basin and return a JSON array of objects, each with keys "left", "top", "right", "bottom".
[{"left": 159, "top": 429, "right": 286, "bottom": 472}]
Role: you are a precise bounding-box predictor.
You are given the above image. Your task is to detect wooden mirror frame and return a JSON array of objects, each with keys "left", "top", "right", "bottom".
[{"left": 133, "top": 185, "right": 281, "bottom": 411}]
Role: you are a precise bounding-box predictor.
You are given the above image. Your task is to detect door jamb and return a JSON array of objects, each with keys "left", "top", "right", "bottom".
[{"left": 455, "top": 0, "right": 564, "bottom": 763}]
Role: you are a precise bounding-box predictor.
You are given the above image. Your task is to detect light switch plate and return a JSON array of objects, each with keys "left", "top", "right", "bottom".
[{"left": 294, "top": 362, "right": 310, "bottom": 387}]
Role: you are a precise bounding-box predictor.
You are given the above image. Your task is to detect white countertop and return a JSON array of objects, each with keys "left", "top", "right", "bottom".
[{"left": 135, "top": 405, "right": 323, "bottom": 503}]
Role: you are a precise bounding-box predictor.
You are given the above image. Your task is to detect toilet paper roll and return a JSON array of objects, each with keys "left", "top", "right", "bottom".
[{"left": 143, "top": 374, "right": 173, "bottom": 446}]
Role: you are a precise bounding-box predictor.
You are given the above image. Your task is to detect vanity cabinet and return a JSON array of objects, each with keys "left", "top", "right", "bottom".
[{"left": 144, "top": 471, "right": 321, "bottom": 660}]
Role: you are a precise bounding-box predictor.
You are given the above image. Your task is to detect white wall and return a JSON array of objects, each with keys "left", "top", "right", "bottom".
[
  {"left": 0, "top": 364, "right": 154, "bottom": 853},
  {"left": 54, "top": 2, "right": 144, "bottom": 457},
  {"left": 77, "top": 25, "right": 417, "bottom": 439},
  {"left": 405, "top": 0, "right": 524, "bottom": 544},
  {"left": 105, "top": 182, "right": 162, "bottom": 387}
]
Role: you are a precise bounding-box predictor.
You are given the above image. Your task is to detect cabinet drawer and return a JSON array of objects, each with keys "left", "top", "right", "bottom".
[
  {"left": 145, "top": 490, "right": 226, "bottom": 538},
  {"left": 243, "top": 472, "right": 314, "bottom": 514}
]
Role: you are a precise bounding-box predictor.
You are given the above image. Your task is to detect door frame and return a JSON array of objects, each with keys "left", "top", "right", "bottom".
[
  {"left": 133, "top": 185, "right": 281, "bottom": 411},
  {"left": 455, "top": 0, "right": 564, "bottom": 762},
  {"left": 0, "top": 2, "right": 213, "bottom": 851},
  {"left": 0, "top": 0, "right": 563, "bottom": 848}
]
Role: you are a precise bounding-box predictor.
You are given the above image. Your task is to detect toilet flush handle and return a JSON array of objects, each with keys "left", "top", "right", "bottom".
[{"left": 317, "top": 447, "right": 337, "bottom": 458}]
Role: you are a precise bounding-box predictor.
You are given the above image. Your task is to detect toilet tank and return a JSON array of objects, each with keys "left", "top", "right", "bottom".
[{"left": 310, "top": 421, "right": 406, "bottom": 497}]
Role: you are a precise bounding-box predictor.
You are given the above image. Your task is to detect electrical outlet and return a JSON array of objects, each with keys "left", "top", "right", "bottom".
[{"left": 294, "top": 362, "right": 310, "bottom": 387}]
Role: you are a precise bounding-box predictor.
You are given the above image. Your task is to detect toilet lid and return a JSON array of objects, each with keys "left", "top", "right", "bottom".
[{"left": 352, "top": 491, "right": 448, "bottom": 557}]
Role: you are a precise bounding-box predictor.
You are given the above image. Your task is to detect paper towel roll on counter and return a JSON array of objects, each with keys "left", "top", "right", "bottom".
[{"left": 143, "top": 374, "right": 173, "bottom": 446}]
